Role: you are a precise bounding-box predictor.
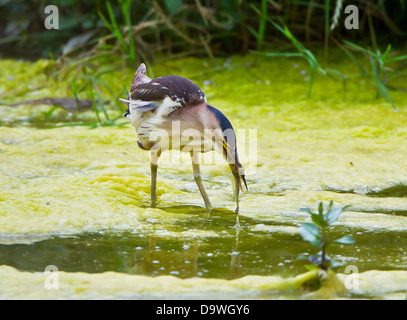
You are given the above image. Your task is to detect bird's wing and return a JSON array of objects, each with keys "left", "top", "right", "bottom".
[{"left": 122, "top": 75, "right": 206, "bottom": 116}]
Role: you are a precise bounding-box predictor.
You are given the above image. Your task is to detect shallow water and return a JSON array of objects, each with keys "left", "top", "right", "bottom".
[
  {"left": 1, "top": 222, "right": 406, "bottom": 280},
  {"left": 1, "top": 53, "right": 407, "bottom": 299}
]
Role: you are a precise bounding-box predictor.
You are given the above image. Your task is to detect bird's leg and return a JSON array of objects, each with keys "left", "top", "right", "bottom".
[
  {"left": 151, "top": 163, "right": 158, "bottom": 207},
  {"left": 231, "top": 172, "right": 242, "bottom": 229},
  {"left": 191, "top": 152, "right": 213, "bottom": 212},
  {"left": 231, "top": 171, "right": 240, "bottom": 215},
  {"left": 150, "top": 149, "right": 161, "bottom": 208}
]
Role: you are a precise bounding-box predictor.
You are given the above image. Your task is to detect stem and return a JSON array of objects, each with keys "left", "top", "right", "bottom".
[
  {"left": 321, "top": 226, "right": 326, "bottom": 268},
  {"left": 257, "top": 0, "right": 267, "bottom": 51},
  {"left": 367, "top": 4, "right": 377, "bottom": 52},
  {"left": 324, "top": 0, "right": 330, "bottom": 64}
]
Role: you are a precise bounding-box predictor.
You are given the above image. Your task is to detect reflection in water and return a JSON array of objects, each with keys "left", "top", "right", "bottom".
[{"left": 230, "top": 226, "right": 242, "bottom": 278}]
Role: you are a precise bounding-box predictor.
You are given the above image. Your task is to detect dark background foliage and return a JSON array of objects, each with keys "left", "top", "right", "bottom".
[{"left": 1, "top": 0, "right": 406, "bottom": 61}]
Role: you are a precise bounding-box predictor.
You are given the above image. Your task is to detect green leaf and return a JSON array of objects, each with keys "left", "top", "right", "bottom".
[
  {"left": 304, "top": 264, "right": 320, "bottom": 271},
  {"left": 343, "top": 40, "right": 379, "bottom": 58},
  {"left": 165, "top": 0, "right": 182, "bottom": 15},
  {"left": 299, "top": 223, "right": 321, "bottom": 247},
  {"left": 246, "top": 25, "right": 258, "bottom": 38},
  {"left": 387, "top": 54, "right": 407, "bottom": 62},
  {"left": 41, "top": 106, "right": 58, "bottom": 120},
  {"left": 324, "top": 205, "right": 350, "bottom": 225},
  {"left": 311, "top": 213, "right": 328, "bottom": 227},
  {"left": 383, "top": 44, "right": 392, "bottom": 59},
  {"left": 299, "top": 207, "right": 313, "bottom": 214},
  {"left": 334, "top": 235, "right": 356, "bottom": 245},
  {"left": 327, "top": 200, "right": 334, "bottom": 212},
  {"left": 318, "top": 202, "right": 324, "bottom": 215}
]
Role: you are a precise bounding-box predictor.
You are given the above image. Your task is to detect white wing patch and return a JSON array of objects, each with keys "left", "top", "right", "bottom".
[
  {"left": 119, "top": 96, "right": 180, "bottom": 116},
  {"left": 119, "top": 98, "right": 159, "bottom": 112},
  {"left": 156, "top": 96, "right": 181, "bottom": 118}
]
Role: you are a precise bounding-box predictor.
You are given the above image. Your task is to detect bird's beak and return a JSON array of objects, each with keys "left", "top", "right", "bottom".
[{"left": 120, "top": 98, "right": 131, "bottom": 119}]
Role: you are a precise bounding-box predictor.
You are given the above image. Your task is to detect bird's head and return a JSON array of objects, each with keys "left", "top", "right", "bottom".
[{"left": 207, "top": 105, "right": 248, "bottom": 191}]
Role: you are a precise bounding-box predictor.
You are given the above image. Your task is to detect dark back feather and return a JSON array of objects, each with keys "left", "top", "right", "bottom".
[{"left": 130, "top": 75, "right": 206, "bottom": 107}]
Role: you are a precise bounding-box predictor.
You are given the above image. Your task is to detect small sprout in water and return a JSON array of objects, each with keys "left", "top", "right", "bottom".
[{"left": 298, "top": 200, "right": 355, "bottom": 271}]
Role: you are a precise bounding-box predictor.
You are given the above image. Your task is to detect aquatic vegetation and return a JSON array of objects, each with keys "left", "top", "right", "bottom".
[
  {"left": 298, "top": 200, "right": 355, "bottom": 271},
  {"left": 98, "top": 0, "right": 137, "bottom": 66},
  {"left": 343, "top": 41, "right": 407, "bottom": 111},
  {"left": 251, "top": 5, "right": 346, "bottom": 99},
  {"left": 2, "top": 1, "right": 406, "bottom": 64}
]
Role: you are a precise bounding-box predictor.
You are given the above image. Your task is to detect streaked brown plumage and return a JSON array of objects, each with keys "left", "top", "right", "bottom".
[{"left": 121, "top": 63, "right": 247, "bottom": 213}]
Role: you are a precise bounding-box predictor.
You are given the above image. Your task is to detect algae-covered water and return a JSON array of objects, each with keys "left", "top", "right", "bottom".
[{"left": 1, "top": 53, "right": 407, "bottom": 299}]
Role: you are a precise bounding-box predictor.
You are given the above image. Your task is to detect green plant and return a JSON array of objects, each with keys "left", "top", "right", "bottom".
[
  {"left": 251, "top": 4, "right": 346, "bottom": 99},
  {"left": 1, "top": 0, "right": 406, "bottom": 61},
  {"left": 251, "top": 5, "right": 324, "bottom": 99},
  {"left": 298, "top": 200, "right": 355, "bottom": 271},
  {"left": 344, "top": 40, "right": 407, "bottom": 111},
  {"left": 98, "top": 0, "right": 136, "bottom": 66},
  {"left": 324, "top": 0, "right": 331, "bottom": 63},
  {"left": 249, "top": 0, "right": 268, "bottom": 51}
]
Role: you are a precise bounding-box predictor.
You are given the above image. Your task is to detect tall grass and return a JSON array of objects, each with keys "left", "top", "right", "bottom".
[
  {"left": 251, "top": 4, "right": 347, "bottom": 99},
  {"left": 257, "top": 0, "right": 268, "bottom": 51},
  {"left": 1, "top": 0, "right": 406, "bottom": 61},
  {"left": 344, "top": 41, "right": 407, "bottom": 110},
  {"left": 324, "top": 0, "right": 330, "bottom": 63},
  {"left": 98, "top": 0, "right": 137, "bottom": 66}
]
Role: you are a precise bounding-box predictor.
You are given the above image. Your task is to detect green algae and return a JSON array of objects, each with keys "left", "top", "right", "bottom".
[{"left": 0, "top": 52, "right": 407, "bottom": 299}]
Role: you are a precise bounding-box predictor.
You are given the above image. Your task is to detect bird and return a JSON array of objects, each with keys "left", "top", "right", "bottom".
[{"left": 120, "top": 63, "right": 247, "bottom": 214}]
